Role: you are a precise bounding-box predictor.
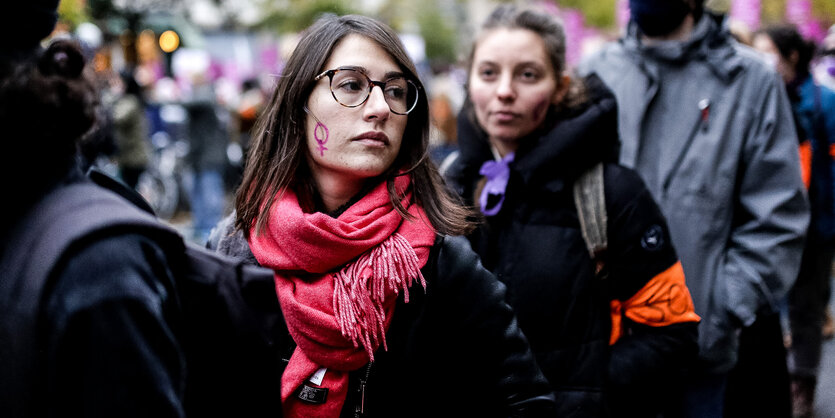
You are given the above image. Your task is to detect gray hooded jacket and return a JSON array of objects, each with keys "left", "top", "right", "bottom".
[{"left": 580, "top": 14, "right": 809, "bottom": 373}]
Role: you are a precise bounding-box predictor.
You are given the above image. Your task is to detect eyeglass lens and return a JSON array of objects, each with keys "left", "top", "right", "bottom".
[{"left": 330, "top": 69, "right": 418, "bottom": 114}]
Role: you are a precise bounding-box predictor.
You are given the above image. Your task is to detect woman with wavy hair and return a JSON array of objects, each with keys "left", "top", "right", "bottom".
[{"left": 208, "top": 13, "right": 556, "bottom": 417}]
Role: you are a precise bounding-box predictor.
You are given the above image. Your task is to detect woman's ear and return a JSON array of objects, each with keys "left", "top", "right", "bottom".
[{"left": 552, "top": 73, "right": 571, "bottom": 105}]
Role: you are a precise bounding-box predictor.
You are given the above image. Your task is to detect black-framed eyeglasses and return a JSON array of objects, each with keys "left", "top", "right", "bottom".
[{"left": 314, "top": 67, "right": 420, "bottom": 115}]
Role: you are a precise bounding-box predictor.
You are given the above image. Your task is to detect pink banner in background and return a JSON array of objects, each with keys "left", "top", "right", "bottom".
[
  {"left": 786, "top": 0, "right": 827, "bottom": 42},
  {"left": 533, "top": 2, "right": 587, "bottom": 67},
  {"left": 617, "top": 0, "right": 631, "bottom": 32},
  {"left": 259, "top": 45, "right": 278, "bottom": 74},
  {"left": 562, "top": 9, "right": 585, "bottom": 67},
  {"left": 730, "top": 0, "right": 761, "bottom": 30},
  {"left": 786, "top": 0, "right": 812, "bottom": 23},
  {"left": 535, "top": 0, "right": 560, "bottom": 16}
]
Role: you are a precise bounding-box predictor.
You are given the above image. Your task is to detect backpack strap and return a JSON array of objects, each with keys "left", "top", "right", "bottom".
[
  {"left": 573, "top": 162, "right": 607, "bottom": 274},
  {"left": 6, "top": 182, "right": 179, "bottom": 292}
]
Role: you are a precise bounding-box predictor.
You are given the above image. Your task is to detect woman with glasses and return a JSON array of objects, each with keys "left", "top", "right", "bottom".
[
  {"left": 443, "top": 5, "right": 700, "bottom": 417},
  {"left": 206, "top": 14, "right": 556, "bottom": 418}
]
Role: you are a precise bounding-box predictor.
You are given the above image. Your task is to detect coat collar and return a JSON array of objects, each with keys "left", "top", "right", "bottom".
[{"left": 621, "top": 12, "right": 745, "bottom": 84}]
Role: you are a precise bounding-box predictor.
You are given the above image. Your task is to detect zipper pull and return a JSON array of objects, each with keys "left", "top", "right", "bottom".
[
  {"left": 359, "top": 381, "right": 367, "bottom": 415},
  {"left": 355, "top": 362, "right": 372, "bottom": 418},
  {"left": 698, "top": 98, "right": 710, "bottom": 132},
  {"left": 353, "top": 381, "right": 367, "bottom": 418}
]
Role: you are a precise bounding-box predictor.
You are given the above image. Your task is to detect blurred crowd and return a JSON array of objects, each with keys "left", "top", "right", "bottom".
[
  {"left": 60, "top": 23, "right": 271, "bottom": 243},
  {"left": 53, "top": 13, "right": 835, "bottom": 247}
]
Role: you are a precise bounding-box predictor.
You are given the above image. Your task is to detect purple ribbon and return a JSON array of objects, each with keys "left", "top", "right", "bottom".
[
  {"left": 479, "top": 152, "right": 515, "bottom": 216},
  {"left": 824, "top": 56, "right": 835, "bottom": 77}
]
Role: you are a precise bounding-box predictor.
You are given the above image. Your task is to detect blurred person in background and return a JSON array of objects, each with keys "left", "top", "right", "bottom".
[
  {"left": 183, "top": 71, "right": 230, "bottom": 243},
  {"left": 428, "top": 92, "right": 458, "bottom": 165},
  {"left": 580, "top": 0, "right": 809, "bottom": 417},
  {"left": 812, "top": 25, "right": 835, "bottom": 91},
  {"left": 111, "top": 70, "right": 151, "bottom": 189},
  {"left": 237, "top": 77, "right": 265, "bottom": 156},
  {"left": 227, "top": 77, "right": 266, "bottom": 189},
  {"left": 444, "top": 4, "right": 700, "bottom": 417},
  {"left": 426, "top": 67, "right": 462, "bottom": 166},
  {"left": 753, "top": 24, "right": 835, "bottom": 418}
]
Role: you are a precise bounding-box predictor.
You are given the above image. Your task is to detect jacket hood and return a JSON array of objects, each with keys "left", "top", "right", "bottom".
[
  {"left": 622, "top": 12, "right": 745, "bottom": 83},
  {"left": 455, "top": 73, "right": 620, "bottom": 191}
]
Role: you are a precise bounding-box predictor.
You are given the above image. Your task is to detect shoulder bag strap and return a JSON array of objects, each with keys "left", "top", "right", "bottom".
[{"left": 573, "top": 162, "right": 607, "bottom": 275}]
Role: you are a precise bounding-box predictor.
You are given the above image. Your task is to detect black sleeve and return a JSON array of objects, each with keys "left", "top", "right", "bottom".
[
  {"left": 602, "top": 165, "right": 699, "bottom": 415},
  {"left": 435, "top": 235, "right": 557, "bottom": 417},
  {"left": 604, "top": 165, "right": 679, "bottom": 300},
  {"left": 44, "top": 234, "right": 186, "bottom": 418}
]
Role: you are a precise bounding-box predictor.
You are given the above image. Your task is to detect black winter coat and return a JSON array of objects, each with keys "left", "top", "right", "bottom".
[
  {"left": 0, "top": 169, "right": 186, "bottom": 418},
  {"left": 444, "top": 74, "right": 699, "bottom": 417},
  {"left": 209, "top": 218, "right": 558, "bottom": 417},
  {"left": 1, "top": 167, "right": 288, "bottom": 418}
]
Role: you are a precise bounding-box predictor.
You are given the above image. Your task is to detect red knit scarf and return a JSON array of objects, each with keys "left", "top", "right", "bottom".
[{"left": 248, "top": 175, "right": 436, "bottom": 417}]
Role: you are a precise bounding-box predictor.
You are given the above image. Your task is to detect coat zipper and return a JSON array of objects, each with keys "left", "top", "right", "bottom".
[
  {"left": 662, "top": 97, "right": 711, "bottom": 197},
  {"left": 354, "top": 362, "right": 373, "bottom": 418}
]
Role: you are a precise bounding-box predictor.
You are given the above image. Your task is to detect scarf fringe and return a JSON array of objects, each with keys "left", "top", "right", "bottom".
[{"left": 332, "top": 232, "right": 427, "bottom": 360}]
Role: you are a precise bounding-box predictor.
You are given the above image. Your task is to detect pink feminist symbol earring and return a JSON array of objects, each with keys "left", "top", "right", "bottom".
[{"left": 314, "top": 121, "right": 329, "bottom": 156}]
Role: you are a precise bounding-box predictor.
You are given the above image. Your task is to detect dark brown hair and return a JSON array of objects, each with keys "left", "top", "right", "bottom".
[
  {"left": 754, "top": 24, "right": 817, "bottom": 81},
  {"left": 235, "top": 14, "right": 473, "bottom": 237}
]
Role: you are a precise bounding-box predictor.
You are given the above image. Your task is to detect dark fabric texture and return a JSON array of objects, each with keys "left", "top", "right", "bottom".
[
  {"left": 177, "top": 243, "right": 286, "bottom": 418},
  {"left": 211, "top": 226, "right": 558, "bottom": 417},
  {"left": 444, "top": 74, "right": 698, "bottom": 417},
  {"left": 724, "top": 312, "right": 792, "bottom": 418},
  {"left": 0, "top": 172, "right": 286, "bottom": 418},
  {"left": 353, "top": 235, "right": 557, "bottom": 417},
  {"left": 787, "top": 236, "right": 835, "bottom": 377},
  {"left": 42, "top": 233, "right": 186, "bottom": 418},
  {"left": 0, "top": 176, "right": 186, "bottom": 418},
  {"left": 628, "top": 0, "right": 691, "bottom": 37}
]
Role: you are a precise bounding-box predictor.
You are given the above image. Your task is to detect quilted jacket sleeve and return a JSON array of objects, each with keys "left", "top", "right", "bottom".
[{"left": 602, "top": 165, "right": 699, "bottom": 415}]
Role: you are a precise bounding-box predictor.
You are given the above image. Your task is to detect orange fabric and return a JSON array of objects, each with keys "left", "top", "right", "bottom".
[
  {"left": 799, "top": 141, "right": 812, "bottom": 189},
  {"left": 239, "top": 106, "right": 258, "bottom": 121},
  {"left": 609, "top": 262, "right": 700, "bottom": 345}
]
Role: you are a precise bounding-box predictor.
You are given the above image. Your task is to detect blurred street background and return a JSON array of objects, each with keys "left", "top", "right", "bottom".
[{"left": 56, "top": 0, "right": 834, "bottom": 244}]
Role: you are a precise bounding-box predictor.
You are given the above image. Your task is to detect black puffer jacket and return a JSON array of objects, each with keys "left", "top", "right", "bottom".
[
  {"left": 209, "top": 219, "right": 557, "bottom": 417},
  {"left": 444, "top": 74, "right": 699, "bottom": 417}
]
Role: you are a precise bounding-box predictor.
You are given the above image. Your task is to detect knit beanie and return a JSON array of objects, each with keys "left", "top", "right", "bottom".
[{"left": 0, "top": 1, "right": 61, "bottom": 53}]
